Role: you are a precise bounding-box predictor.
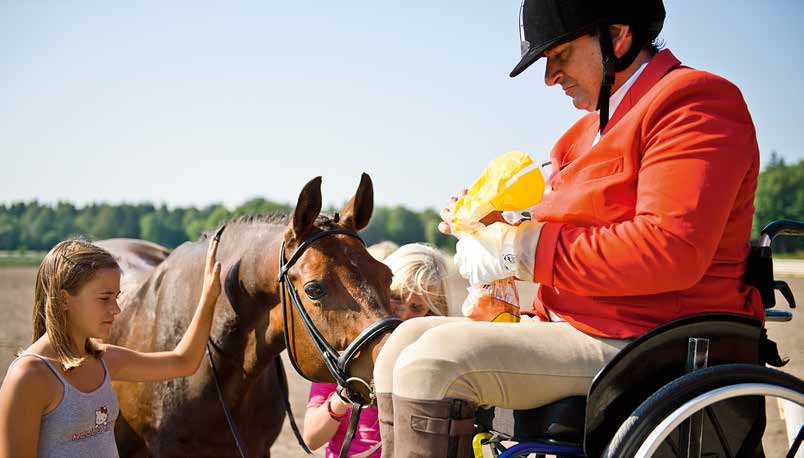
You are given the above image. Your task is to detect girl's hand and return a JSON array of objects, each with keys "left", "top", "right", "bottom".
[
  {"left": 104, "top": 225, "right": 227, "bottom": 383},
  {"left": 201, "top": 228, "right": 223, "bottom": 304},
  {"left": 329, "top": 390, "right": 351, "bottom": 415}
]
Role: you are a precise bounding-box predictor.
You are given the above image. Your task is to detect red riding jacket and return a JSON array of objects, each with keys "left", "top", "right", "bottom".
[{"left": 529, "top": 49, "right": 764, "bottom": 338}]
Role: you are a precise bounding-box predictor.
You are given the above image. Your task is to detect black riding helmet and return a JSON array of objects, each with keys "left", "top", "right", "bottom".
[{"left": 511, "top": 0, "right": 665, "bottom": 131}]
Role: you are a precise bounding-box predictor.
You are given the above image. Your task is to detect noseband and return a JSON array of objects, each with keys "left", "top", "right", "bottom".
[{"left": 278, "top": 228, "right": 402, "bottom": 404}]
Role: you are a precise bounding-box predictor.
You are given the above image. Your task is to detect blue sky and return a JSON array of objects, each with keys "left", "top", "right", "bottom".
[{"left": 2, "top": 0, "right": 803, "bottom": 211}]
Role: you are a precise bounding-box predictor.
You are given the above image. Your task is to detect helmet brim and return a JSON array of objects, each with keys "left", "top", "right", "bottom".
[
  {"left": 509, "top": 25, "right": 599, "bottom": 78},
  {"left": 509, "top": 45, "right": 546, "bottom": 78}
]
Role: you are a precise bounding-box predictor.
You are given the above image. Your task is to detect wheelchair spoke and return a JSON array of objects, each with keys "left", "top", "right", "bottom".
[
  {"left": 786, "top": 424, "right": 803, "bottom": 458},
  {"left": 704, "top": 406, "right": 734, "bottom": 458}
]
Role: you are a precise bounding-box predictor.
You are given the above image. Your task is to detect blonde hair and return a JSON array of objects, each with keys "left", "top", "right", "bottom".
[
  {"left": 383, "top": 243, "right": 449, "bottom": 317},
  {"left": 367, "top": 241, "right": 400, "bottom": 262},
  {"left": 32, "top": 239, "right": 119, "bottom": 370}
]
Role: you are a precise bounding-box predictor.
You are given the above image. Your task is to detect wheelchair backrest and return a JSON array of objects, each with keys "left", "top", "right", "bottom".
[{"left": 583, "top": 313, "right": 762, "bottom": 457}]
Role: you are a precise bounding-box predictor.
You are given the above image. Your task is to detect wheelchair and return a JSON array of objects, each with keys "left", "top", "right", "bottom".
[{"left": 472, "top": 220, "right": 804, "bottom": 458}]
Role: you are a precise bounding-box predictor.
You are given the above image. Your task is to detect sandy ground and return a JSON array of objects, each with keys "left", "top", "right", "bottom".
[{"left": 1, "top": 267, "right": 801, "bottom": 457}]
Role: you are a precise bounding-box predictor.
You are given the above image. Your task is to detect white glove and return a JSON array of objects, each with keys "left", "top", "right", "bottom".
[{"left": 454, "top": 222, "right": 519, "bottom": 285}]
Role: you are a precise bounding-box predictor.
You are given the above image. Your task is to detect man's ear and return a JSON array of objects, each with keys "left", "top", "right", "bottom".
[{"left": 610, "top": 24, "right": 633, "bottom": 59}]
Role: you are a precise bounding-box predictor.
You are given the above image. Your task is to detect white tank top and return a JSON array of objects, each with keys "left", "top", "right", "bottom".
[{"left": 8, "top": 353, "right": 120, "bottom": 458}]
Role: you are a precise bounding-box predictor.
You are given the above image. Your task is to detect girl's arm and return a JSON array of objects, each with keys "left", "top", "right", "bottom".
[
  {"left": 0, "top": 359, "right": 50, "bottom": 458},
  {"left": 104, "top": 235, "right": 223, "bottom": 382},
  {"left": 302, "top": 390, "right": 351, "bottom": 450}
]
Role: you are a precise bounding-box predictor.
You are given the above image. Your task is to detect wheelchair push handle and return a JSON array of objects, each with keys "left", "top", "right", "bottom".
[{"left": 759, "top": 219, "right": 804, "bottom": 248}]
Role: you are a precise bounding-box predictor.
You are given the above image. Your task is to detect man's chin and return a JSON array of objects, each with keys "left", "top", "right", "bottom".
[{"left": 571, "top": 97, "right": 594, "bottom": 112}]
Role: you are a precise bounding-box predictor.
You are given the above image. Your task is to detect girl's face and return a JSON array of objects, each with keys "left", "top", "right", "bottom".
[
  {"left": 64, "top": 268, "right": 121, "bottom": 340},
  {"left": 389, "top": 289, "right": 430, "bottom": 321}
]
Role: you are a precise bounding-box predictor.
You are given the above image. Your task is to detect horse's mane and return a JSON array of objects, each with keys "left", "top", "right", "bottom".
[{"left": 198, "top": 212, "right": 341, "bottom": 241}]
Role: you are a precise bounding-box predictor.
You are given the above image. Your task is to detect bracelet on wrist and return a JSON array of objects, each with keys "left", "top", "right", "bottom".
[{"left": 327, "top": 395, "right": 348, "bottom": 422}]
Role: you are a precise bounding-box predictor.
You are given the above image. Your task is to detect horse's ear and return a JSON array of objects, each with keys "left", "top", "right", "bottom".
[
  {"left": 341, "top": 173, "right": 373, "bottom": 232},
  {"left": 292, "top": 176, "right": 323, "bottom": 237}
]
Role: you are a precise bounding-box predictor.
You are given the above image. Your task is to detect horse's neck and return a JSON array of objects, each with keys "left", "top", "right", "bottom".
[
  {"left": 114, "top": 224, "right": 285, "bottom": 358},
  {"left": 208, "top": 223, "right": 290, "bottom": 372}
]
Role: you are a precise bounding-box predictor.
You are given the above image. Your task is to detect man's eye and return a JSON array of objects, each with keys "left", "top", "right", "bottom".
[{"left": 304, "top": 282, "right": 327, "bottom": 300}]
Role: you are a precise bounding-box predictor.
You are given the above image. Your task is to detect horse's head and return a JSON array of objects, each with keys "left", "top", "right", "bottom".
[{"left": 280, "top": 173, "right": 395, "bottom": 393}]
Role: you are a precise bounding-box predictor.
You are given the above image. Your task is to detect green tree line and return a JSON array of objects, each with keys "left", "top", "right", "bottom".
[
  {"left": 1, "top": 155, "right": 801, "bottom": 254},
  {"left": 0, "top": 198, "right": 455, "bottom": 253},
  {"left": 751, "top": 154, "right": 804, "bottom": 253}
]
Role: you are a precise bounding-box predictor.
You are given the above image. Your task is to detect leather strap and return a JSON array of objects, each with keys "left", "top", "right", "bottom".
[
  {"left": 275, "top": 356, "right": 314, "bottom": 455},
  {"left": 338, "top": 403, "right": 364, "bottom": 458},
  {"left": 206, "top": 343, "right": 250, "bottom": 458}
]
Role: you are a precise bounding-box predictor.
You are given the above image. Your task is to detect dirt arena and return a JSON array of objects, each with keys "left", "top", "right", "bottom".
[{"left": 1, "top": 267, "right": 801, "bottom": 457}]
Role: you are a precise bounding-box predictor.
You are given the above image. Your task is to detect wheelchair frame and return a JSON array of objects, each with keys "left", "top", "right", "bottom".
[{"left": 472, "top": 219, "right": 804, "bottom": 458}]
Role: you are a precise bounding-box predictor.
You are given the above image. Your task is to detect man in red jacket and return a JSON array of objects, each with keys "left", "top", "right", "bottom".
[{"left": 373, "top": 1, "right": 763, "bottom": 456}]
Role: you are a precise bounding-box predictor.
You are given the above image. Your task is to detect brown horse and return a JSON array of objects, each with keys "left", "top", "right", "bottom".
[{"left": 97, "top": 174, "right": 395, "bottom": 457}]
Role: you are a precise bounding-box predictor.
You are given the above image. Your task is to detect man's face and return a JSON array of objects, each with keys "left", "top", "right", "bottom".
[{"left": 543, "top": 34, "right": 603, "bottom": 112}]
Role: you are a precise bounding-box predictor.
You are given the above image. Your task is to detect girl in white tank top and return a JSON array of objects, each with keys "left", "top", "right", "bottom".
[{"left": 0, "top": 234, "right": 224, "bottom": 457}]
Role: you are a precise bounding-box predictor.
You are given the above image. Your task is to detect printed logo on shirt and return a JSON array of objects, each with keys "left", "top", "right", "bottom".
[{"left": 70, "top": 406, "right": 111, "bottom": 442}]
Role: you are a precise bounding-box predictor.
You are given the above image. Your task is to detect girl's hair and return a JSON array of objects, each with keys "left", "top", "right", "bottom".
[
  {"left": 32, "top": 239, "right": 119, "bottom": 370},
  {"left": 367, "top": 241, "right": 400, "bottom": 262},
  {"left": 383, "top": 243, "right": 449, "bottom": 317}
]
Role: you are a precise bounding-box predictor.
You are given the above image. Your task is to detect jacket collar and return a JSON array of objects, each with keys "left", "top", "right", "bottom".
[{"left": 601, "top": 49, "right": 683, "bottom": 135}]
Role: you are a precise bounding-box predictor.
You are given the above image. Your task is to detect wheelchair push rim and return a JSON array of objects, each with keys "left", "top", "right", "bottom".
[{"left": 635, "top": 383, "right": 804, "bottom": 458}]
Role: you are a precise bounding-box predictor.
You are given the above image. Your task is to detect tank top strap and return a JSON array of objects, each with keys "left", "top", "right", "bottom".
[
  {"left": 11, "top": 352, "right": 68, "bottom": 386},
  {"left": 98, "top": 356, "right": 111, "bottom": 383}
]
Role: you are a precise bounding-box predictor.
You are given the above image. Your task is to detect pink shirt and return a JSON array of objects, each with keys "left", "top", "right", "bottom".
[{"left": 307, "top": 383, "right": 381, "bottom": 458}]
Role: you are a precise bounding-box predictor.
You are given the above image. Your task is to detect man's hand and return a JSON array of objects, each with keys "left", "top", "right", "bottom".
[
  {"left": 454, "top": 222, "right": 519, "bottom": 285},
  {"left": 438, "top": 189, "right": 507, "bottom": 237},
  {"left": 438, "top": 189, "right": 467, "bottom": 236}
]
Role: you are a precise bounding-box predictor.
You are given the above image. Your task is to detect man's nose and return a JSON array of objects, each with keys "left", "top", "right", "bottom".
[{"left": 544, "top": 58, "right": 561, "bottom": 87}]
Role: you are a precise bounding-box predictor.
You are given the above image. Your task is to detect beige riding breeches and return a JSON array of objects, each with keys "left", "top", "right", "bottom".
[{"left": 373, "top": 316, "right": 631, "bottom": 409}]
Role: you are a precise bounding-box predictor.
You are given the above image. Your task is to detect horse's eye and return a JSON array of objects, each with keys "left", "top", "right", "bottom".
[{"left": 304, "top": 282, "right": 327, "bottom": 300}]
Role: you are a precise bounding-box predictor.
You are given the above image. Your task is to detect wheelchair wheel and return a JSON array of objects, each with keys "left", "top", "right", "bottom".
[{"left": 603, "top": 364, "right": 804, "bottom": 458}]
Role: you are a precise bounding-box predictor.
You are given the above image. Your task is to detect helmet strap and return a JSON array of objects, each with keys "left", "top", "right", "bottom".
[
  {"left": 595, "top": 22, "right": 649, "bottom": 134},
  {"left": 596, "top": 22, "right": 616, "bottom": 133}
]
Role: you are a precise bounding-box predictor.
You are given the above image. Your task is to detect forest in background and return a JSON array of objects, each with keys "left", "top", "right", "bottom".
[{"left": 2, "top": 154, "right": 802, "bottom": 260}]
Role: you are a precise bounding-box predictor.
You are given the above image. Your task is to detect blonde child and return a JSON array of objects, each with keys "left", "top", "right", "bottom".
[{"left": 0, "top": 235, "right": 222, "bottom": 458}]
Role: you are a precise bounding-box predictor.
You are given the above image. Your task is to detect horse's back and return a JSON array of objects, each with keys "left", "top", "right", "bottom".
[{"left": 95, "top": 238, "right": 171, "bottom": 296}]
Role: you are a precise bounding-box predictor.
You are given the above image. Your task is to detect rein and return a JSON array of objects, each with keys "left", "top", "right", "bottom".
[
  {"left": 279, "top": 228, "right": 402, "bottom": 458},
  {"left": 208, "top": 227, "right": 401, "bottom": 458}
]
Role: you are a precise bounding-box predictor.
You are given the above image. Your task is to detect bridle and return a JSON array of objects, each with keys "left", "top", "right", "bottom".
[
  {"left": 207, "top": 226, "right": 401, "bottom": 458},
  {"left": 278, "top": 228, "right": 402, "bottom": 458},
  {"left": 278, "top": 227, "right": 402, "bottom": 403}
]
